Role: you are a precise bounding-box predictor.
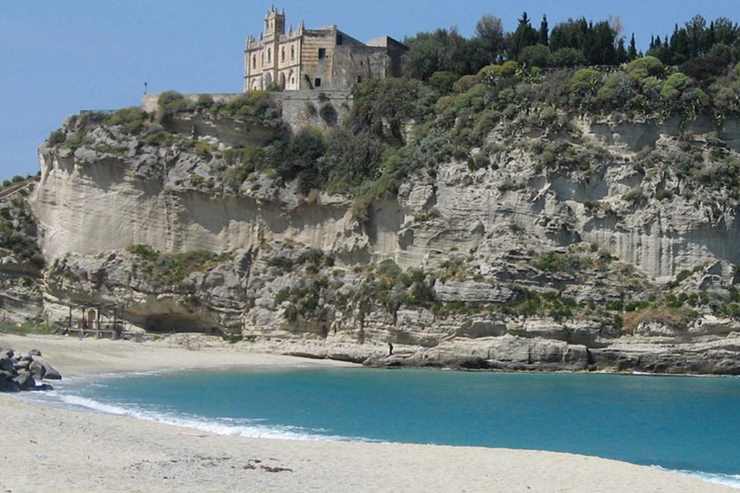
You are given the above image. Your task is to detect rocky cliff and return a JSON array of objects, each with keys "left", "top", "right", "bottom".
[{"left": 17, "top": 64, "right": 740, "bottom": 374}]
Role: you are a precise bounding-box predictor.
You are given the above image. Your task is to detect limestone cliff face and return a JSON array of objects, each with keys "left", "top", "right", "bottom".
[
  {"left": 34, "top": 114, "right": 740, "bottom": 279},
  {"left": 22, "top": 104, "right": 740, "bottom": 374}
]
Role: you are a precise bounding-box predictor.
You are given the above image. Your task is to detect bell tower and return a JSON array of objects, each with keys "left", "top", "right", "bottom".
[{"left": 264, "top": 6, "right": 286, "bottom": 40}]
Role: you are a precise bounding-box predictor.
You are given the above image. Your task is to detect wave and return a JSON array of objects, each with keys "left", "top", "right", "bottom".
[
  {"left": 651, "top": 466, "right": 740, "bottom": 490},
  {"left": 57, "top": 394, "right": 361, "bottom": 442}
]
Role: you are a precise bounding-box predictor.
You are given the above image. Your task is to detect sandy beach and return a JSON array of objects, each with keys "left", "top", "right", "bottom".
[{"left": 0, "top": 334, "right": 735, "bottom": 493}]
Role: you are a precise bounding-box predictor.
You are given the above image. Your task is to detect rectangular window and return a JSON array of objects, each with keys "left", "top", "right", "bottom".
[
  {"left": 314, "top": 78, "right": 322, "bottom": 87},
  {"left": 337, "top": 34, "right": 343, "bottom": 45},
  {"left": 318, "top": 48, "right": 326, "bottom": 60}
]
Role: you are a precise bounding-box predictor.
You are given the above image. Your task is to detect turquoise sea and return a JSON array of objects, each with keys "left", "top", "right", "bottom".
[{"left": 42, "top": 368, "right": 740, "bottom": 488}]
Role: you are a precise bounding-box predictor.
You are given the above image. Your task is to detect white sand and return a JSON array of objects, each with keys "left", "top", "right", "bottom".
[{"left": 0, "top": 334, "right": 734, "bottom": 493}]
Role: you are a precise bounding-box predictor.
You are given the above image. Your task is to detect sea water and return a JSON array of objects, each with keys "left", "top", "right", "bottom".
[{"left": 42, "top": 368, "right": 740, "bottom": 488}]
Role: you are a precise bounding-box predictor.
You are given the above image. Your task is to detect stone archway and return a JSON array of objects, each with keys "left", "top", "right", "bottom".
[
  {"left": 264, "top": 72, "right": 273, "bottom": 88},
  {"left": 279, "top": 73, "right": 287, "bottom": 90}
]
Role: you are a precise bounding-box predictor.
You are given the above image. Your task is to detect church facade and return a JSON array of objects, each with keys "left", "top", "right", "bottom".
[{"left": 244, "top": 7, "right": 407, "bottom": 92}]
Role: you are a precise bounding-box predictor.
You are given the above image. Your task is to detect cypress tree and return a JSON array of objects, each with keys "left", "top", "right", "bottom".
[
  {"left": 628, "top": 33, "right": 638, "bottom": 60},
  {"left": 511, "top": 12, "right": 539, "bottom": 56},
  {"left": 617, "top": 38, "right": 628, "bottom": 64},
  {"left": 539, "top": 15, "right": 549, "bottom": 46}
]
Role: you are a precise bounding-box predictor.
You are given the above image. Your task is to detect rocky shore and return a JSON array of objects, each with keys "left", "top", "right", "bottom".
[{"left": 0, "top": 347, "right": 61, "bottom": 392}]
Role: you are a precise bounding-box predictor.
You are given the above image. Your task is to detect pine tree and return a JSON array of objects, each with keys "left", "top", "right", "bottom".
[
  {"left": 539, "top": 15, "right": 549, "bottom": 46},
  {"left": 628, "top": 33, "right": 638, "bottom": 60}
]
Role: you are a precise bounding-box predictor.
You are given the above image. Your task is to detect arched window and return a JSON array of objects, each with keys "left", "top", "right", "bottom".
[
  {"left": 281, "top": 47, "right": 285, "bottom": 62},
  {"left": 267, "top": 48, "right": 272, "bottom": 63},
  {"left": 291, "top": 45, "right": 295, "bottom": 61},
  {"left": 252, "top": 55, "right": 257, "bottom": 69}
]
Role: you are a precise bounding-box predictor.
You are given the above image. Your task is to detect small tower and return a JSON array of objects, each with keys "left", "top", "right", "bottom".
[{"left": 264, "top": 6, "right": 286, "bottom": 40}]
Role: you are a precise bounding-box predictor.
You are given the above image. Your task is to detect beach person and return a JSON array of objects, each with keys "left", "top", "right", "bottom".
[{"left": 388, "top": 342, "right": 394, "bottom": 356}]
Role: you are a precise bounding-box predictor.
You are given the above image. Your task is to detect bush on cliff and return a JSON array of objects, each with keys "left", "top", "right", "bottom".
[
  {"left": 126, "top": 245, "right": 231, "bottom": 287},
  {"left": 158, "top": 91, "right": 190, "bottom": 120},
  {"left": 104, "top": 107, "right": 150, "bottom": 134}
]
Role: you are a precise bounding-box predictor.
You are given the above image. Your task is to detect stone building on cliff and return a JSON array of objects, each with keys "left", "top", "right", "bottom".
[{"left": 244, "top": 7, "right": 407, "bottom": 92}]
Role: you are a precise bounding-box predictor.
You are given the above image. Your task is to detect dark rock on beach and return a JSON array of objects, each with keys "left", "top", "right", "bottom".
[{"left": 0, "top": 348, "right": 61, "bottom": 392}]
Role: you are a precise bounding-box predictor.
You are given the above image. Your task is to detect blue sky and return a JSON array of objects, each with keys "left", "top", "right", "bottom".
[{"left": 1, "top": 0, "right": 738, "bottom": 178}]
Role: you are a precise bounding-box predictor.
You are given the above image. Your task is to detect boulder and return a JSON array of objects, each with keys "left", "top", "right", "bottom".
[
  {"left": 13, "top": 371, "right": 35, "bottom": 391},
  {"left": 29, "top": 359, "right": 46, "bottom": 380},
  {"left": 14, "top": 359, "right": 29, "bottom": 370},
  {"left": 0, "top": 356, "right": 13, "bottom": 372},
  {"left": 0, "top": 377, "right": 20, "bottom": 393},
  {"left": 31, "top": 358, "right": 61, "bottom": 380},
  {"left": 29, "top": 349, "right": 42, "bottom": 357}
]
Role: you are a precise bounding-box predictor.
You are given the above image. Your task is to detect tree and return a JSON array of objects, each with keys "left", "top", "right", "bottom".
[
  {"left": 510, "top": 12, "right": 540, "bottom": 57},
  {"left": 686, "top": 15, "right": 707, "bottom": 57},
  {"left": 713, "top": 17, "right": 739, "bottom": 46},
  {"left": 551, "top": 47, "right": 586, "bottom": 67},
  {"left": 475, "top": 15, "right": 506, "bottom": 64},
  {"left": 550, "top": 18, "right": 590, "bottom": 53},
  {"left": 669, "top": 24, "right": 689, "bottom": 64},
  {"left": 628, "top": 33, "right": 639, "bottom": 61},
  {"left": 519, "top": 44, "right": 551, "bottom": 67},
  {"left": 585, "top": 21, "right": 618, "bottom": 65},
  {"left": 616, "top": 38, "right": 628, "bottom": 64},
  {"left": 539, "top": 15, "right": 550, "bottom": 46},
  {"left": 403, "top": 28, "right": 471, "bottom": 80}
]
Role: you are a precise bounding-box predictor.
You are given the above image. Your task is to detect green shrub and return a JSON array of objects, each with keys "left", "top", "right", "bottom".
[
  {"left": 127, "top": 244, "right": 160, "bottom": 261},
  {"left": 623, "top": 186, "right": 644, "bottom": 203},
  {"left": 158, "top": 91, "right": 190, "bottom": 118},
  {"left": 479, "top": 61, "right": 520, "bottom": 81},
  {"left": 221, "top": 91, "right": 279, "bottom": 123},
  {"left": 105, "top": 107, "right": 149, "bottom": 134},
  {"left": 453, "top": 74, "right": 482, "bottom": 93},
  {"left": 519, "top": 44, "right": 552, "bottom": 68},
  {"left": 625, "top": 56, "right": 665, "bottom": 80},
  {"left": 660, "top": 73, "right": 690, "bottom": 100},
  {"left": 48, "top": 129, "right": 66, "bottom": 145},
  {"left": 595, "top": 72, "right": 634, "bottom": 109},
  {"left": 533, "top": 252, "right": 589, "bottom": 273},
  {"left": 428, "top": 71, "right": 459, "bottom": 94},
  {"left": 550, "top": 48, "right": 586, "bottom": 67},
  {"left": 128, "top": 246, "right": 230, "bottom": 286},
  {"left": 569, "top": 68, "right": 602, "bottom": 97}
]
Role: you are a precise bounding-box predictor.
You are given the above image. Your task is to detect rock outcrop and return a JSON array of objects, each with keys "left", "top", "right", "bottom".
[{"left": 0, "top": 348, "right": 60, "bottom": 392}]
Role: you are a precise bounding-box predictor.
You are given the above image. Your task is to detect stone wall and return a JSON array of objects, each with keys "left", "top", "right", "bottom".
[{"left": 274, "top": 89, "right": 352, "bottom": 133}]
